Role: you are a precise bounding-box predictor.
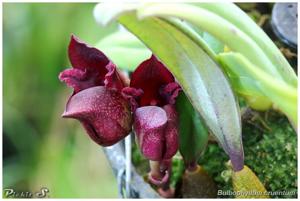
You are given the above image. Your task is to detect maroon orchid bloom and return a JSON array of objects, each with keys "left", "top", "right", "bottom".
[
  {"left": 59, "top": 35, "right": 132, "bottom": 146},
  {"left": 123, "top": 55, "right": 181, "bottom": 161},
  {"left": 122, "top": 55, "right": 181, "bottom": 188}
]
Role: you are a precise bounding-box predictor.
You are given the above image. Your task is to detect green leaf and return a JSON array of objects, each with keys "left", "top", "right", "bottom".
[
  {"left": 161, "top": 18, "right": 217, "bottom": 61},
  {"left": 202, "top": 32, "right": 224, "bottom": 54},
  {"left": 136, "top": 3, "right": 283, "bottom": 81},
  {"left": 176, "top": 92, "right": 208, "bottom": 168},
  {"left": 195, "top": 3, "right": 297, "bottom": 87},
  {"left": 219, "top": 60, "right": 273, "bottom": 111},
  {"left": 217, "top": 52, "right": 297, "bottom": 128}
]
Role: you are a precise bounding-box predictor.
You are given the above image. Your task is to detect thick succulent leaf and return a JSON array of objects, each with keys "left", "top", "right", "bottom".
[
  {"left": 195, "top": 3, "right": 297, "bottom": 87},
  {"left": 218, "top": 52, "right": 297, "bottom": 128},
  {"left": 137, "top": 3, "right": 283, "bottom": 81},
  {"left": 116, "top": 13, "right": 243, "bottom": 171},
  {"left": 162, "top": 18, "right": 217, "bottom": 61},
  {"left": 176, "top": 92, "right": 208, "bottom": 169},
  {"left": 202, "top": 32, "right": 224, "bottom": 54},
  {"left": 95, "top": 16, "right": 222, "bottom": 71}
]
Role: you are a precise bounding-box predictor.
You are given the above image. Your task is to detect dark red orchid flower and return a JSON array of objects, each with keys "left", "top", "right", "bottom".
[
  {"left": 122, "top": 55, "right": 181, "bottom": 189},
  {"left": 59, "top": 35, "right": 132, "bottom": 146},
  {"left": 123, "top": 55, "right": 181, "bottom": 158}
]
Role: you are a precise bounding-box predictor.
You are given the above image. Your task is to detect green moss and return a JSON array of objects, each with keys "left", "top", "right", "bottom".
[
  {"left": 243, "top": 112, "right": 297, "bottom": 198},
  {"left": 169, "top": 155, "right": 185, "bottom": 188},
  {"left": 198, "top": 144, "right": 233, "bottom": 198},
  {"left": 199, "top": 111, "right": 297, "bottom": 198}
]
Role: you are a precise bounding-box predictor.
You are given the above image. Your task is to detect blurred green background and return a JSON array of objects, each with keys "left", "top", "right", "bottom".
[{"left": 3, "top": 3, "right": 120, "bottom": 198}]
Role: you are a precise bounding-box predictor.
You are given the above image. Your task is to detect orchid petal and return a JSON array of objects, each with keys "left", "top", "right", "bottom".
[
  {"left": 122, "top": 86, "right": 144, "bottom": 111},
  {"left": 160, "top": 82, "right": 181, "bottom": 105}
]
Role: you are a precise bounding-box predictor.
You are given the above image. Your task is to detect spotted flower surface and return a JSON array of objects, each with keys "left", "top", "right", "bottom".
[
  {"left": 59, "top": 35, "right": 132, "bottom": 146},
  {"left": 123, "top": 55, "right": 181, "bottom": 161}
]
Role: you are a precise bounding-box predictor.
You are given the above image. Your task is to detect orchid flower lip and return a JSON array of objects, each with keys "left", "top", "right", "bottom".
[
  {"left": 62, "top": 110, "right": 71, "bottom": 118},
  {"left": 135, "top": 106, "right": 168, "bottom": 129},
  {"left": 134, "top": 105, "right": 179, "bottom": 161},
  {"left": 60, "top": 86, "right": 132, "bottom": 147},
  {"left": 134, "top": 106, "right": 168, "bottom": 161}
]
